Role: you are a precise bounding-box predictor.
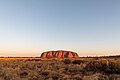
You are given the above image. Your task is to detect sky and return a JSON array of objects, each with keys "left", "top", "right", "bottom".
[{"left": 0, "top": 0, "right": 120, "bottom": 57}]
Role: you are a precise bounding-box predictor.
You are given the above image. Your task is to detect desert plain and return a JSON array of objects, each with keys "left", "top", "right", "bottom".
[{"left": 0, "top": 57, "right": 120, "bottom": 80}]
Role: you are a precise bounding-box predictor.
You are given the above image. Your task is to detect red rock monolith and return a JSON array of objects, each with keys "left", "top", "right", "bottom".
[{"left": 40, "top": 50, "right": 79, "bottom": 58}]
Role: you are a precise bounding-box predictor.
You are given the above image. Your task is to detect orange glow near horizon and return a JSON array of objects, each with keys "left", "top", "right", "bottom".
[{"left": 0, "top": 49, "right": 120, "bottom": 57}]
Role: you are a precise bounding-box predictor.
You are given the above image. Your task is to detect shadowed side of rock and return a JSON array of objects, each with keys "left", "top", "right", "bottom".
[{"left": 40, "top": 50, "right": 79, "bottom": 58}]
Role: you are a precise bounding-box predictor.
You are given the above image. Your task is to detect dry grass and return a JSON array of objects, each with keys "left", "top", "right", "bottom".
[{"left": 0, "top": 57, "right": 119, "bottom": 80}]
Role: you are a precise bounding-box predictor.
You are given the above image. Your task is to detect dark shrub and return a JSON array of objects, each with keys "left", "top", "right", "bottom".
[
  {"left": 105, "top": 62, "right": 120, "bottom": 74},
  {"left": 72, "top": 75, "right": 82, "bottom": 80},
  {"left": 34, "top": 59, "right": 41, "bottom": 61},
  {"left": 52, "top": 75, "right": 59, "bottom": 80},
  {"left": 26, "top": 59, "right": 41, "bottom": 61},
  {"left": 72, "top": 60, "right": 83, "bottom": 64},
  {"left": 84, "top": 61, "right": 108, "bottom": 72},
  {"left": 98, "top": 74, "right": 109, "bottom": 80},
  {"left": 65, "top": 67, "right": 68, "bottom": 71},
  {"left": 0, "top": 70, "right": 5, "bottom": 77},
  {"left": 84, "top": 60, "right": 120, "bottom": 74},
  {"left": 62, "top": 59, "right": 71, "bottom": 64},
  {"left": 4, "top": 76, "right": 11, "bottom": 80},
  {"left": 19, "top": 71, "right": 28, "bottom": 78},
  {"left": 41, "top": 71, "right": 50, "bottom": 76}
]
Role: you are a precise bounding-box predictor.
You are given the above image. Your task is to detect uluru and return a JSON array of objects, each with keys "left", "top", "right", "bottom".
[{"left": 40, "top": 50, "right": 79, "bottom": 58}]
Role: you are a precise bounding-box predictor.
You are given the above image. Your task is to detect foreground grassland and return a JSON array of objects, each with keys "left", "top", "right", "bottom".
[{"left": 0, "top": 57, "right": 120, "bottom": 80}]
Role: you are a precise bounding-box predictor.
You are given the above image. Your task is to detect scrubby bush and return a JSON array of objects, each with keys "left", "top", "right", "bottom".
[
  {"left": 4, "top": 76, "right": 11, "bottom": 80},
  {"left": 84, "top": 60, "right": 108, "bottom": 72},
  {"left": 72, "top": 60, "right": 83, "bottom": 65},
  {"left": 26, "top": 59, "right": 41, "bottom": 61},
  {"left": 62, "top": 59, "right": 71, "bottom": 64},
  {"left": 52, "top": 75, "right": 59, "bottom": 80},
  {"left": 64, "top": 65, "right": 82, "bottom": 75},
  {"left": 50, "top": 71, "right": 61, "bottom": 80},
  {"left": 41, "top": 70, "right": 50, "bottom": 76},
  {"left": 105, "top": 62, "right": 120, "bottom": 74},
  {"left": 0, "top": 70, "right": 5, "bottom": 77},
  {"left": 19, "top": 71, "right": 28, "bottom": 78},
  {"left": 84, "top": 60, "right": 120, "bottom": 74},
  {"left": 0, "top": 58, "right": 120, "bottom": 80},
  {"left": 72, "top": 75, "right": 82, "bottom": 80}
]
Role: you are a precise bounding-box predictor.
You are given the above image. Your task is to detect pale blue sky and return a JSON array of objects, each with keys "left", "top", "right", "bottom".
[{"left": 0, "top": 0, "right": 120, "bottom": 57}]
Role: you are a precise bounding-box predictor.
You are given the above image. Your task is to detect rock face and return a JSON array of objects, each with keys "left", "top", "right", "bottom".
[{"left": 40, "top": 50, "right": 79, "bottom": 58}]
